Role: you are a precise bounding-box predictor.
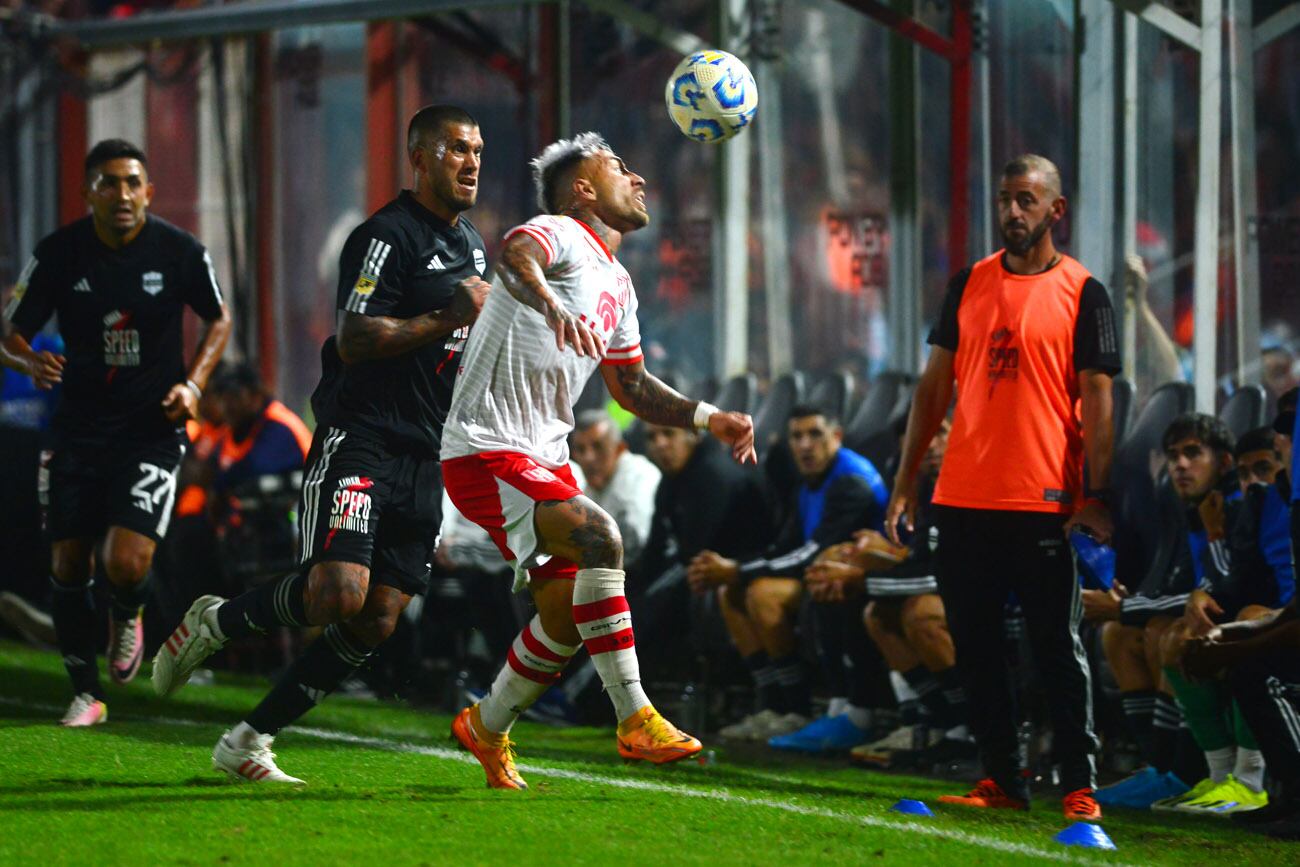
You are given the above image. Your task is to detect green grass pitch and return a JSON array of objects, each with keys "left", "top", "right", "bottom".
[{"left": 0, "top": 641, "right": 1285, "bottom": 865}]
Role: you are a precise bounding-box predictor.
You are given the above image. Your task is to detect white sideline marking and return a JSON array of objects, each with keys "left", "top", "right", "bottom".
[{"left": 2, "top": 697, "right": 1123, "bottom": 865}]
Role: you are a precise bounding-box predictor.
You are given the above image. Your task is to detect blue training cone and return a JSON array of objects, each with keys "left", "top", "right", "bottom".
[
  {"left": 891, "top": 799, "right": 934, "bottom": 817},
  {"left": 1054, "top": 822, "right": 1116, "bottom": 850}
]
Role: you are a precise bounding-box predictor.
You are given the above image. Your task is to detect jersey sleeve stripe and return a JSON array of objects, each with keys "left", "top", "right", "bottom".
[
  {"left": 505, "top": 226, "right": 555, "bottom": 266},
  {"left": 605, "top": 343, "right": 641, "bottom": 355},
  {"left": 3, "top": 257, "right": 38, "bottom": 320},
  {"left": 600, "top": 352, "right": 643, "bottom": 366},
  {"left": 201, "top": 251, "right": 225, "bottom": 308}
]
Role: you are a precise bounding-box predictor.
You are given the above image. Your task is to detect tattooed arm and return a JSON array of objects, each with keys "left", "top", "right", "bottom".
[
  {"left": 600, "top": 358, "right": 695, "bottom": 427},
  {"left": 498, "top": 233, "right": 604, "bottom": 357},
  {"left": 601, "top": 359, "right": 757, "bottom": 463},
  {"left": 336, "top": 276, "right": 489, "bottom": 364}
]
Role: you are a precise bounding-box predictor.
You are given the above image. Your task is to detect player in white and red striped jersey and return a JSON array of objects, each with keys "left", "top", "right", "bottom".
[{"left": 442, "top": 132, "right": 756, "bottom": 789}]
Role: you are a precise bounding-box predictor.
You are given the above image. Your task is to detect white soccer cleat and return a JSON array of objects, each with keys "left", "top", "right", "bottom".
[
  {"left": 60, "top": 693, "right": 108, "bottom": 727},
  {"left": 151, "top": 595, "right": 227, "bottom": 697},
  {"left": 213, "top": 728, "right": 305, "bottom": 785},
  {"left": 719, "top": 709, "right": 781, "bottom": 741},
  {"left": 107, "top": 609, "right": 145, "bottom": 685}
]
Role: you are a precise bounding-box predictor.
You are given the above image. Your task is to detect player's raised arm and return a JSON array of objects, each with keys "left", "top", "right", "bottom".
[
  {"left": 600, "top": 358, "right": 756, "bottom": 464},
  {"left": 498, "top": 231, "right": 603, "bottom": 358},
  {"left": 337, "top": 276, "right": 489, "bottom": 364}
]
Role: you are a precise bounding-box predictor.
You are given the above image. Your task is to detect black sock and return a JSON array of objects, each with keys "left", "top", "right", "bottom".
[
  {"left": 935, "top": 665, "right": 969, "bottom": 731},
  {"left": 743, "top": 651, "right": 780, "bottom": 712},
  {"left": 245, "top": 624, "right": 373, "bottom": 735},
  {"left": 1175, "top": 723, "right": 1209, "bottom": 785},
  {"left": 1151, "top": 692, "right": 1182, "bottom": 775},
  {"left": 217, "top": 571, "right": 309, "bottom": 639},
  {"left": 771, "top": 654, "right": 810, "bottom": 716},
  {"left": 903, "top": 665, "right": 945, "bottom": 725},
  {"left": 109, "top": 572, "right": 153, "bottom": 622},
  {"left": 1121, "top": 689, "right": 1157, "bottom": 764},
  {"left": 50, "top": 577, "right": 104, "bottom": 701}
]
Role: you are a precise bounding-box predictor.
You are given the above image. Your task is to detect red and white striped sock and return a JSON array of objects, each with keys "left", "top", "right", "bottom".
[
  {"left": 572, "top": 567, "right": 650, "bottom": 722},
  {"left": 478, "top": 615, "right": 577, "bottom": 734}
]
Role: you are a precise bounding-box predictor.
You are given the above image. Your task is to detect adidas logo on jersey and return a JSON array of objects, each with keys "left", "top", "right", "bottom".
[
  {"left": 428, "top": 255, "right": 446, "bottom": 270},
  {"left": 74, "top": 278, "right": 91, "bottom": 293}
]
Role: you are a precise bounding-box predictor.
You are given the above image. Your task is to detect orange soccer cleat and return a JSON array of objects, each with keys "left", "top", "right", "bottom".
[
  {"left": 451, "top": 705, "right": 527, "bottom": 790},
  {"left": 1062, "top": 787, "right": 1103, "bottom": 822},
  {"left": 938, "top": 778, "right": 1029, "bottom": 811},
  {"left": 616, "top": 706, "right": 703, "bottom": 764}
]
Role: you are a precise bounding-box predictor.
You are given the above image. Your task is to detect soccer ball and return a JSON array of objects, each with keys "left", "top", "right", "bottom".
[{"left": 664, "top": 50, "right": 758, "bottom": 144}]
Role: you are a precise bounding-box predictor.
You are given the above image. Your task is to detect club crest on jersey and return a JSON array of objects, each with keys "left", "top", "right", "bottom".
[
  {"left": 473, "top": 249, "right": 486, "bottom": 275},
  {"left": 142, "top": 271, "right": 164, "bottom": 295},
  {"left": 328, "top": 475, "right": 374, "bottom": 535},
  {"left": 596, "top": 291, "right": 619, "bottom": 331}
]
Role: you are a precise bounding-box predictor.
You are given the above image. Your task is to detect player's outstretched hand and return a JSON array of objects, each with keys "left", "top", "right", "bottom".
[
  {"left": 450, "top": 276, "right": 491, "bottom": 325},
  {"left": 544, "top": 303, "right": 605, "bottom": 358},
  {"left": 25, "top": 350, "right": 65, "bottom": 390},
  {"left": 707, "top": 411, "right": 756, "bottom": 464},
  {"left": 161, "top": 381, "right": 199, "bottom": 422}
]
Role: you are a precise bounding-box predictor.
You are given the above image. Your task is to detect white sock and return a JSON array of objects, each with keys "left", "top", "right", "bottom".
[
  {"left": 844, "top": 704, "right": 872, "bottom": 731},
  {"left": 1234, "top": 748, "right": 1266, "bottom": 792},
  {"left": 1206, "top": 746, "right": 1236, "bottom": 783},
  {"left": 478, "top": 615, "right": 578, "bottom": 734},
  {"left": 890, "top": 671, "right": 920, "bottom": 704},
  {"left": 572, "top": 568, "right": 649, "bottom": 722},
  {"left": 229, "top": 720, "right": 261, "bottom": 745}
]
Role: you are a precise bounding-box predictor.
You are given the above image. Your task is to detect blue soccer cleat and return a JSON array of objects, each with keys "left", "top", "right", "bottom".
[
  {"left": 768, "top": 713, "right": 868, "bottom": 753},
  {"left": 1097, "top": 767, "right": 1191, "bottom": 809}
]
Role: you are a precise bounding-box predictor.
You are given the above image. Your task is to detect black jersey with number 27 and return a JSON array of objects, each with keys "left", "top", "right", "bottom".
[
  {"left": 4, "top": 215, "right": 225, "bottom": 444},
  {"left": 313, "top": 191, "right": 487, "bottom": 459}
]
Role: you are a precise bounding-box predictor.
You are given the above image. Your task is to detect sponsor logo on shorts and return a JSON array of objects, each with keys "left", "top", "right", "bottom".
[{"left": 326, "top": 476, "right": 374, "bottom": 544}]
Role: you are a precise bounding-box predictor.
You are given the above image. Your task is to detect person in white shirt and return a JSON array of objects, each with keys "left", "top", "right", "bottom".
[
  {"left": 441, "top": 131, "right": 755, "bottom": 789},
  {"left": 570, "top": 410, "right": 661, "bottom": 571}
]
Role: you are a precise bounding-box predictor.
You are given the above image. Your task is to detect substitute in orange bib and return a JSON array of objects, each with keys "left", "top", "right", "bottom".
[{"left": 885, "top": 155, "right": 1120, "bottom": 822}]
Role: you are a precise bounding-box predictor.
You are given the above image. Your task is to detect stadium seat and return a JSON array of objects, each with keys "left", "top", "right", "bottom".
[
  {"left": 751, "top": 371, "right": 806, "bottom": 457},
  {"left": 712, "top": 373, "right": 758, "bottom": 415},
  {"left": 1111, "top": 382, "right": 1194, "bottom": 590},
  {"left": 806, "top": 371, "right": 855, "bottom": 422},
  {"left": 1217, "top": 383, "right": 1267, "bottom": 439},
  {"left": 843, "top": 371, "right": 914, "bottom": 455}
]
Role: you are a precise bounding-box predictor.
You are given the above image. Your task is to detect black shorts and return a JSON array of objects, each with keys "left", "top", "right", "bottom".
[
  {"left": 40, "top": 436, "right": 187, "bottom": 544},
  {"left": 297, "top": 425, "right": 443, "bottom": 596}
]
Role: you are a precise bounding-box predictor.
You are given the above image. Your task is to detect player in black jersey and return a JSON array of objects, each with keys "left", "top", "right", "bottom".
[
  {"left": 1, "top": 139, "right": 231, "bottom": 726},
  {"left": 151, "top": 105, "right": 490, "bottom": 784}
]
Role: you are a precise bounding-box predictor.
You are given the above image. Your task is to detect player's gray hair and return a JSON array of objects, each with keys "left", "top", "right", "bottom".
[
  {"left": 1002, "top": 153, "right": 1062, "bottom": 198},
  {"left": 532, "top": 131, "right": 610, "bottom": 214}
]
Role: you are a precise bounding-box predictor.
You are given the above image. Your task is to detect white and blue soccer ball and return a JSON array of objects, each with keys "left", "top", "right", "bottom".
[{"left": 664, "top": 49, "right": 758, "bottom": 144}]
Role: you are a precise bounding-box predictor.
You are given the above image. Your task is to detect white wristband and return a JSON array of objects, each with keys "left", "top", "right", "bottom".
[
  {"left": 693, "top": 401, "right": 720, "bottom": 430},
  {"left": 185, "top": 379, "right": 202, "bottom": 400}
]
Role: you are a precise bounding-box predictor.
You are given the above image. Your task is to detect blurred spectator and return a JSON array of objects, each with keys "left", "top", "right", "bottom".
[
  {"left": 1262, "top": 346, "right": 1298, "bottom": 402},
  {"left": 689, "top": 405, "right": 888, "bottom": 749},
  {"left": 208, "top": 363, "right": 312, "bottom": 496},
  {"left": 570, "top": 410, "right": 660, "bottom": 572}
]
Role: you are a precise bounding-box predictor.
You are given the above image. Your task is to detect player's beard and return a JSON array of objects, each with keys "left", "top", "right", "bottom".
[{"left": 1001, "top": 213, "right": 1054, "bottom": 257}]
